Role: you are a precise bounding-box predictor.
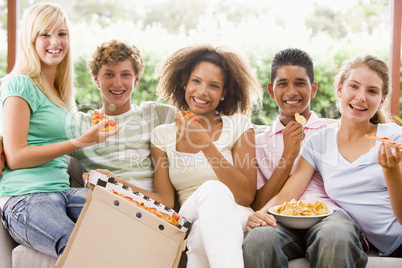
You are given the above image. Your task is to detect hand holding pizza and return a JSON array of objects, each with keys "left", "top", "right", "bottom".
[
  {"left": 375, "top": 137, "right": 401, "bottom": 170},
  {"left": 74, "top": 115, "right": 121, "bottom": 148},
  {"left": 365, "top": 134, "right": 402, "bottom": 169},
  {"left": 178, "top": 110, "right": 202, "bottom": 125},
  {"left": 175, "top": 111, "right": 210, "bottom": 148}
]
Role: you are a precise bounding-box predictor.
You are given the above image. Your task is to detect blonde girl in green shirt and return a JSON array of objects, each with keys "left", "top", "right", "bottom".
[{"left": 0, "top": 3, "right": 119, "bottom": 257}]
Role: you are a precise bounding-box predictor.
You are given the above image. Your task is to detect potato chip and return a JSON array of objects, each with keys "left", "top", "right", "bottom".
[
  {"left": 295, "top": 112, "right": 306, "bottom": 125},
  {"left": 274, "top": 199, "right": 330, "bottom": 216}
]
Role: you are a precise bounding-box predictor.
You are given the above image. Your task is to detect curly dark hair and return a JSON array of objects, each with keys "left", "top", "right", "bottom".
[
  {"left": 88, "top": 39, "right": 144, "bottom": 77},
  {"left": 155, "top": 44, "right": 262, "bottom": 116}
]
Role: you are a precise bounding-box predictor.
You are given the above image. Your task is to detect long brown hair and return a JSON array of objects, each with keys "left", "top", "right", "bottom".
[{"left": 333, "top": 54, "right": 392, "bottom": 124}]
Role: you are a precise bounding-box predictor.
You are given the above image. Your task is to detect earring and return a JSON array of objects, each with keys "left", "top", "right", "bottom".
[{"left": 220, "top": 97, "right": 224, "bottom": 101}]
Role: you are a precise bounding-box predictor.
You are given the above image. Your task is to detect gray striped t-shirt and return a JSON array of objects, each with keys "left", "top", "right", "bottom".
[{"left": 70, "top": 102, "right": 175, "bottom": 191}]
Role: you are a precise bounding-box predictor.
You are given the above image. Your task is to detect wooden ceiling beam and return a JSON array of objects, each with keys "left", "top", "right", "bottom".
[
  {"left": 390, "top": 0, "right": 402, "bottom": 117},
  {"left": 7, "top": 0, "right": 18, "bottom": 73}
]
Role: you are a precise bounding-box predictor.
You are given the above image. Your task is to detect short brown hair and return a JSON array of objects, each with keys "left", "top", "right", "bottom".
[
  {"left": 155, "top": 44, "right": 262, "bottom": 116},
  {"left": 88, "top": 39, "right": 144, "bottom": 77}
]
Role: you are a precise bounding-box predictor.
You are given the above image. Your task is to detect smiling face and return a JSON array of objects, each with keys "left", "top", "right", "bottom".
[
  {"left": 184, "top": 61, "right": 225, "bottom": 119},
  {"left": 35, "top": 22, "right": 68, "bottom": 69},
  {"left": 93, "top": 59, "right": 140, "bottom": 115},
  {"left": 268, "top": 65, "right": 317, "bottom": 126},
  {"left": 337, "top": 65, "right": 385, "bottom": 124}
]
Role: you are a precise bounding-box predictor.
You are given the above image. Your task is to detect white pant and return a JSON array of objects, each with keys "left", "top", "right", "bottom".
[{"left": 179, "top": 180, "right": 253, "bottom": 268}]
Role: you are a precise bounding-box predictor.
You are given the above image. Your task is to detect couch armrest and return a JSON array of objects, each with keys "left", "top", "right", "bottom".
[{"left": 0, "top": 214, "right": 18, "bottom": 268}]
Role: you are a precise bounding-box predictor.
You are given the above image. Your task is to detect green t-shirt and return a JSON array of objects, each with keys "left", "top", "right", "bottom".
[
  {"left": 0, "top": 75, "right": 74, "bottom": 197},
  {"left": 70, "top": 102, "right": 175, "bottom": 191}
]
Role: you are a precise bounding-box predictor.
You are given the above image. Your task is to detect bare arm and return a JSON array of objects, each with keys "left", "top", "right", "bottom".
[
  {"left": 3, "top": 96, "right": 120, "bottom": 170},
  {"left": 378, "top": 141, "right": 402, "bottom": 223},
  {"left": 246, "top": 156, "right": 315, "bottom": 230},
  {"left": 149, "top": 145, "right": 177, "bottom": 208},
  {"left": 251, "top": 122, "right": 304, "bottom": 210},
  {"left": 176, "top": 114, "right": 257, "bottom": 206},
  {"left": 203, "top": 128, "right": 257, "bottom": 206}
]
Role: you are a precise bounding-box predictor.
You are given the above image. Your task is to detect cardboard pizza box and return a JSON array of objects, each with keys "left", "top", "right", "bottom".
[{"left": 56, "top": 187, "right": 187, "bottom": 268}]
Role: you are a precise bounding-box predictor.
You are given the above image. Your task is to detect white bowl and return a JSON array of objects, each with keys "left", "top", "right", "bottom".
[{"left": 268, "top": 205, "right": 333, "bottom": 229}]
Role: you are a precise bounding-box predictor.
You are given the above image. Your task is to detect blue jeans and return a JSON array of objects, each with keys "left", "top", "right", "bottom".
[
  {"left": 1, "top": 188, "right": 89, "bottom": 257},
  {"left": 243, "top": 210, "right": 368, "bottom": 268}
]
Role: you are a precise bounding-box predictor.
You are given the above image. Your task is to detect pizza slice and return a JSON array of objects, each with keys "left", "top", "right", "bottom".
[
  {"left": 91, "top": 111, "right": 118, "bottom": 132},
  {"left": 179, "top": 110, "right": 202, "bottom": 125},
  {"left": 110, "top": 190, "right": 181, "bottom": 226},
  {"left": 365, "top": 134, "right": 402, "bottom": 149},
  {"left": 295, "top": 112, "right": 306, "bottom": 125}
]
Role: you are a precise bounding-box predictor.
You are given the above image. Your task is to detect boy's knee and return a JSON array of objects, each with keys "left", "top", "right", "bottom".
[
  {"left": 314, "top": 211, "right": 360, "bottom": 236},
  {"left": 244, "top": 226, "right": 277, "bottom": 251},
  {"left": 312, "top": 220, "right": 361, "bottom": 249}
]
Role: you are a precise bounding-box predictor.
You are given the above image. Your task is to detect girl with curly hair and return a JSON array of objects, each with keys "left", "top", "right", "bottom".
[{"left": 105, "top": 43, "right": 263, "bottom": 267}]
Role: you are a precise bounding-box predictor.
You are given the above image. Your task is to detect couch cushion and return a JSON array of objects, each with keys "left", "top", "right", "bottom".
[
  {"left": 10, "top": 242, "right": 402, "bottom": 267},
  {"left": 0, "top": 221, "right": 18, "bottom": 268},
  {"left": 12, "top": 245, "right": 57, "bottom": 268}
]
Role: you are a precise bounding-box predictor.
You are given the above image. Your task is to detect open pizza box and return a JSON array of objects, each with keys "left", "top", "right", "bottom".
[{"left": 56, "top": 171, "right": 190, "bottom": 268}]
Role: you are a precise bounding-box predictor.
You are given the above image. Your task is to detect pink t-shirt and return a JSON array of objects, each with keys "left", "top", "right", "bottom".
[{"left": 255, "top": 111, "right": 342, "bottom": 211}]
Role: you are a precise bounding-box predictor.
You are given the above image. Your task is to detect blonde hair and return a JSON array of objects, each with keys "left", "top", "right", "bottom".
[
  {"left": 334, "top": 54, "right": 392, "bottom": 124},
  {"left": 155, "top": 44, "right": 263, "bottom": 116},
  {"left": 1, "top": 3, "right": 74, "bottom": 109}
]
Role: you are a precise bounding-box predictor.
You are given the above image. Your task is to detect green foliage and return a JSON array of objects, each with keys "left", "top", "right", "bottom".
[
  {"left": 67, "top": 12, "right": 392, "bottom": 123},
  {"left": 395, "top": 115, "right": 402, "bottom": 125},
  {"left": 312, "top": 65, "right": 339, "bottom": 119},
  {"left": 74, "top": 57, "right": 101, "bottom": 111},
  {"left": 305, "top": 5, "right": 347, "bottom": 39},
  {"left": 131, "top": 54, "right": 160, "bottom": 106},
  {"left": 2, "top": 0, "right": 398, "bottom": 122},
  {"left": 251, "top": 56, "right": 277, "bottom": 125}
]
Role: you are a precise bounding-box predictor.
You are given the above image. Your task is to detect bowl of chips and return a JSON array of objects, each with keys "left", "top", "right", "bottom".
[{"left": 268, "top": 199, "right": 333, "bottom": 229}]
